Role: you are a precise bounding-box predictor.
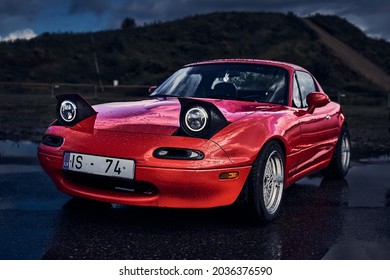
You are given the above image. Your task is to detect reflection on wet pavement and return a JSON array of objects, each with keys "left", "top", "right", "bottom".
[
  {"left": 323, "top": 239, "right": 390, "bottom": 259},
  {"left": 298, "top": 157, "right": 390, "bottom": 209},
  {"left": 0, "top": 140, "right": 38, "bottom": 168},
  {"left": 0, "top": 165, "right": 41, "bottom": 174},
  {"left": 347, "top": 163, "right": 390, "bottom": 208},
  {"left": 298, "top": 157, "right": 390, "bottom": 259},
  {"left": 0, "top": 140, "right": 37, "bottom": 158}
]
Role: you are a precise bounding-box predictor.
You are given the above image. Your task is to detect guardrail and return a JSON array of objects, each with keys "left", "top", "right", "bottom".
[{"left": 329, "top": 91, "right": 390, "bottom": 107}]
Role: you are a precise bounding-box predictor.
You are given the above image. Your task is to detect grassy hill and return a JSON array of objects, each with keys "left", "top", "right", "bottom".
[
  {"left": 309, "top": 15, "right": 390, "bottom": 76},
  {"left": 1, "top": 12, "right": 389, "bottom": 93}
]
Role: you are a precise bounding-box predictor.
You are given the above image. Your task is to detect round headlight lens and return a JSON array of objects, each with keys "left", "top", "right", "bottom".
[
  {"left": 60, "top": 100, "right": 77, "bottom": 122},
  {"left": 184, "top": 106, "right": 208, "bottom": 132}
]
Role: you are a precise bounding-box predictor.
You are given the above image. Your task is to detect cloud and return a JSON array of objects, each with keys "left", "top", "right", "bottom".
[
  {"left": 0, "top": 28, "right": 37, "bottom": 42},
  {"left": 0, "top": 0, "right": 40, "bottom": 17},
  {"left": 0, "top": 0, "right": 389, "bottom": 39},
  {"left": 0, "top": 0, "right": 55, "bottom": 35}
]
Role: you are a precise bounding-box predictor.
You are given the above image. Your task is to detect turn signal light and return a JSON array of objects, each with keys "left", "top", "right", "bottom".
[{"left": 219, "top": 172, "right": 239, "bottom": 180}]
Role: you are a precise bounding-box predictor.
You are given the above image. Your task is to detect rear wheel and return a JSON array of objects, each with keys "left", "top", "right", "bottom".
[
  {"left": 242, "top": 141, "right": 284, "bottom": 223},
  {"left": 322, "top": 126, "right": 351, "bottom": 179}
]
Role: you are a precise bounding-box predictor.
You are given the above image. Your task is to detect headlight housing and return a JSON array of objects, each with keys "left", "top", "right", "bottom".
[
  {"left": 179, "top": 98, "right": 229, "bottom": 139},
  {"left": 56, "top": 94, "right": 96, "bottom": 126}
]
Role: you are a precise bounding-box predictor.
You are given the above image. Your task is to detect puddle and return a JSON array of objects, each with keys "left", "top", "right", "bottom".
[
  {"left": 323, "top": 239, "right": 390, "bottom": 259},
  {"left": 0, "top": 140, "right": 39, "bottom": 171},
  {"left": 0, "top": 140, "right": 38, "bottom": 158},
  {"left": 347, "top": 163, "right": 390, "bottom": 208},
  {"left": 297, "top": 157, "right": 390, "bottom": 208},
  {"left": 0, "top": 165, "right": 42, "bottom": 174}
]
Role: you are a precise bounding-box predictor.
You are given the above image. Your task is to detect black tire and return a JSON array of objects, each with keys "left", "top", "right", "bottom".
[
  {"left": 240, "top": 141, "right": 285, "bottom": 223},
  {"left": 322, "top": 126, "right": 351, "bottom": 179}
]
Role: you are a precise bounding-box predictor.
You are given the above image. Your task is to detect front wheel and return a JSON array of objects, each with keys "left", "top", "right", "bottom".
[
  {"left": 243, "top": 141, "right": 285, "bottom": 223},
  {"left": 322, "top": 126, "right": 351, "bottom": 179}
]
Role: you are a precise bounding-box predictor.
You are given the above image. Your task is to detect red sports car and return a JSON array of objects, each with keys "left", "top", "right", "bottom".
[{"left": 38, "top": 59, "right": 350, "bottom": 222}]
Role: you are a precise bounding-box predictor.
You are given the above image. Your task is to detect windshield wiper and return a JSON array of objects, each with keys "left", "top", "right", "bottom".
[
  {"left": 150, "top": 93, "right": 178, "bottom": 98},
  {"left": 234, "top": 97, "right": 258, "bottom": 102}
]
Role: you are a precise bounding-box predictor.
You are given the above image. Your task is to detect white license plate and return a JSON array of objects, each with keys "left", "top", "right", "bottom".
[{"left": 63, "top": 152, "right": 135, "bottom": 180}]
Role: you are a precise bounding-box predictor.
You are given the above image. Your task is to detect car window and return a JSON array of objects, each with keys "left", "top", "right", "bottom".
[
  {"left": 292, "top": 74, "right": 302, "bottom": 108},
  {"left": 151, "top": 68, "right": 202, "bottom": 97},
  {"left": 151, "top": 63, "right": 288, "bottom": 104},
  {"left": 295, "top": 71, "right": 316, "bottom": 107}
]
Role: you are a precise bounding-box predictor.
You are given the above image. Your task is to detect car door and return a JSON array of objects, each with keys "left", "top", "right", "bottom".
[{"left": 293, "top": 71, "right": 339, "bottom": 174}]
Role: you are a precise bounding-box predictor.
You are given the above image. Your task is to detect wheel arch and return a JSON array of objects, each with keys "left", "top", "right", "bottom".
[
  {"left": 245, "top": 136, "right": 287, "bottom": 179},
  {"left": 338, "top": 108, "right": 348, "bottom": 129},
  {"left": 256, "top": 136, "right": 288, "bottom": 184},
  {"left": 262, "top": 136, "right": 287, "bottom": 160}
]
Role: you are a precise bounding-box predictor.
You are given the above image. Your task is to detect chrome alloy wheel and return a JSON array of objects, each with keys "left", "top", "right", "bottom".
[
  {"left": 262, "top": 150, "right": 284, "bottom": 215},
  {"left": 341, "top": 132, "right": 351, "bottom": 172}
]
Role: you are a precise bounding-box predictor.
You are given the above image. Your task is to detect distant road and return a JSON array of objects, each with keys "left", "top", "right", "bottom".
[{"left": 303, "top": 18, "right": 390, "bottom": 91}]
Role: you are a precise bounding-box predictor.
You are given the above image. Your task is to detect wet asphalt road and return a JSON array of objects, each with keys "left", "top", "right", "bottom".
[{"left": 0, "top": 152, "right": 389, "bottom": 260}]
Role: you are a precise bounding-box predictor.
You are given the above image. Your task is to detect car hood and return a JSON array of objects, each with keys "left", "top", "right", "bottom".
[{"left": 92, "top": 97, "right": 280, "bottom": 135}]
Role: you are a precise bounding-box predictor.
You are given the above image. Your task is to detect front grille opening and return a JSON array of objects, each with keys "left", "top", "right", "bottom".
[
  {"left": 153, "top": 147, "right": 204, "bottom": 160},
  {"left": 63, "top": 171, "right": 158, "bottom": 195}
]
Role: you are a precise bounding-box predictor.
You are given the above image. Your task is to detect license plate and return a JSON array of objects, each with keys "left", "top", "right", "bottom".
[{"left": 63, "top": 152, "right": 135, "bottom": 180}]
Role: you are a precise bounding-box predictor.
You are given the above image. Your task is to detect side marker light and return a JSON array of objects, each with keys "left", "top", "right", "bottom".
[{"left": 219, "top": 172, "right": 239, "bottom": 180}]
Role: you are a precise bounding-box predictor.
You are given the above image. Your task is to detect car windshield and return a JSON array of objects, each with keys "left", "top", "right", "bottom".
[{"left": 150, "top": 63, "right": 288, "bottom": 104}]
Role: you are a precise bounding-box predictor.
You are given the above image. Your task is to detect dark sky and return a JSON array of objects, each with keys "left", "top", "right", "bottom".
[{"left": 1, "top": 0, "right": 389, "bottom": 41}]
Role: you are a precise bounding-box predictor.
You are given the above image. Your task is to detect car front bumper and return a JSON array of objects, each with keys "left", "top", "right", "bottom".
[
  {"left": 38, "top": 123, "right": 252, "bottom": 208},
  {"left": 38, "top": 149, "right": 251, "bottom": 208}
]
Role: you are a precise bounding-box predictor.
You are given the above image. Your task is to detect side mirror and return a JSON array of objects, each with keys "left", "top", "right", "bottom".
[
  {"left": 306, "top": 92, "right": 330, "bottom": 114},
  {"left": 148, "top": 85, "right": 158, "bottom": 94}
]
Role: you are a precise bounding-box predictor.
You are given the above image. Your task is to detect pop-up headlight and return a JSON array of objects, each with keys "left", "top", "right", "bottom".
[
  {"left": 179, "top": 98, "right": 229, "bottom": 139},
  {"left": 56, "top": 94, "right": 96, "bottom": 126}
]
